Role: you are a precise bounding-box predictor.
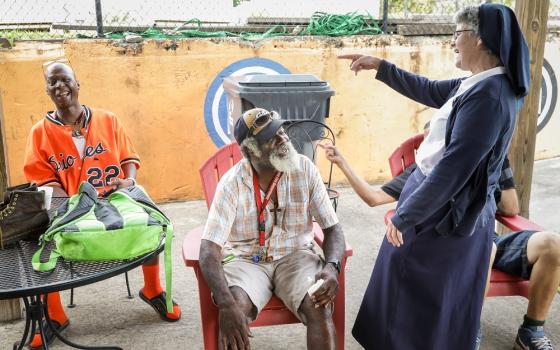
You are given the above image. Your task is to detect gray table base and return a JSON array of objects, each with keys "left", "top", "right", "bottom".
[
  {"left": 2, "top": 240, "right": 164, "bottom": 350},
  {"left": 13, "top": 294, "right": 121, "bottom": 350}
]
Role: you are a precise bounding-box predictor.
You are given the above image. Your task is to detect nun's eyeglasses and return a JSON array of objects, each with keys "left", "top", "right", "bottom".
[{"left": 453, "top": 29, "right": 474, "bottom": 40}]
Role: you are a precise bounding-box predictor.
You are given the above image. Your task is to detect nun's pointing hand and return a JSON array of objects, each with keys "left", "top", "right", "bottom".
[
  {"left": 318, "top": 143, "right": 345, "bottom": 167},
  {"left": 338, "top": 54, "right": 382, "bottom": 75},
  {"left": 386, "top": 219, "right": 404, "bottom": 248}
]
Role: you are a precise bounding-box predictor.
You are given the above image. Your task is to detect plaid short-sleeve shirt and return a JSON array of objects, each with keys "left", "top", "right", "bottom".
[{"left": 202, "top": 154, "right": 339, "bottom": 260}]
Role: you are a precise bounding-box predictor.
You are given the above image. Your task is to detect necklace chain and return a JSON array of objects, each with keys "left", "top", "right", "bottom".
[
  {"left": 56, "top": 106, "right": 85, "bottom": 126},
  {"left": 56, "top": 106, "right": 85, "bottom": 137}
]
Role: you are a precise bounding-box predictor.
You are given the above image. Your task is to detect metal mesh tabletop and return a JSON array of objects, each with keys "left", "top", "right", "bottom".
[{"left": 0, "top": 240, "right": 162, "bottom": 299}]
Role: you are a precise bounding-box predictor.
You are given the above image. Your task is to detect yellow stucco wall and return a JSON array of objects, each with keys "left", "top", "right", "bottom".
[
  {"left": 1, "top": 36, "right": 558, "bottom": 202},
  {"left": 535, "top": 39, "right": 560, "bottom": 160}
]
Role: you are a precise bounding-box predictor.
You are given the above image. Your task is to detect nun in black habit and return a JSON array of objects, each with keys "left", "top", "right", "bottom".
[{"left": 340, "top": 4, "right": 530, "bottom": 350}]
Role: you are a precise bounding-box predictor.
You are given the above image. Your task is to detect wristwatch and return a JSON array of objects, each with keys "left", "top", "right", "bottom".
[{"left": 327, "top": 260, "right": 341, "bottom": 275}]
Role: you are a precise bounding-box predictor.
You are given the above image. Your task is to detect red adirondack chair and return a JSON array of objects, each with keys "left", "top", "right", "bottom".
[
  {"left": 183, "top": 142, "right": 353, "bottom": 350},
  {"left": 384, "top": 133, "right": 543, "bottom": 298}
]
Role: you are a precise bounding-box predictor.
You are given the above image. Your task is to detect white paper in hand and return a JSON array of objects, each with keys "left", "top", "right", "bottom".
[{"left": 307, "top": 279, "right": 324, "bottom": 297}]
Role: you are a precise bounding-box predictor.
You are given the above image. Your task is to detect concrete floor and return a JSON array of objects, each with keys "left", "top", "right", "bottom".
[{"left": 1, "top": 158, "right": 559, "bottom": 350}]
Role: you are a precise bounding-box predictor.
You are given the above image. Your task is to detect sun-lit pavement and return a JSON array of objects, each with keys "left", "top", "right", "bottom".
[{"left": 1, "top": 158, "right": 558, "bottom": 350}]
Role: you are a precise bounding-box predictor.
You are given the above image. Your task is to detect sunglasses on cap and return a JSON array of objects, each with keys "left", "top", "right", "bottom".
[{"left": 248, "top": 110, "right": 280, "bottom": 136}]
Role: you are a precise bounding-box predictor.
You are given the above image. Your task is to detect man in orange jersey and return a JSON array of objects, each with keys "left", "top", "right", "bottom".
[{"left": 23, "top": 61, "right": 181, "bottom": 349}]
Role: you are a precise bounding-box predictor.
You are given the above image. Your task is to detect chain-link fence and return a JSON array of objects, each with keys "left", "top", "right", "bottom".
[
  {"left": 0, "top": 0, "right": 241, "bottom": 42},
  {"left": 0, "top": 0, "right": 383, "bottom": 44},
  {"left": 0, "top": 0, "right": 559, "bottom": 46},
  {"left": 385, "top": 0, "right": 496, "bottom": 35},
  {"left": 384, "top": 0, "right": 560, "bottom": 36},
  {"left": 387, "top": 0, "right": 511, "bottom": 19}
]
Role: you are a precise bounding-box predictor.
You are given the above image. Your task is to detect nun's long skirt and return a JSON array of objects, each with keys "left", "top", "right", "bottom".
[{"left": 352, "top": 169, "right": 493, "bottom": 350}]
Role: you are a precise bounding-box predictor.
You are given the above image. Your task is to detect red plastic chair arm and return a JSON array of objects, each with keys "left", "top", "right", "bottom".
[
  {"left": 183, "top": 226, "right": 203, "bottom": 267},
  {"left": 387, "top": 133, "right": 424, "bottom": 177},
  {"left": 312, "top": 223, "right": 353, "bottom": 257},
  {"left": 495, "top": 214, "right": 545, "bottom": 232}
]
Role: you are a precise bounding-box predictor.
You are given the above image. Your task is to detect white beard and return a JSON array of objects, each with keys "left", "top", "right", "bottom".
[{"left": 269, "top": 142, "right": 300, "bottom": 173}]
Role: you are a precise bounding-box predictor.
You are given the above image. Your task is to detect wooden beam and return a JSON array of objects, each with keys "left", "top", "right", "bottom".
[
  {"left": 51, "top": 23, "right": 301, "bottom": 34},
  {"left": 396, "top": 23, "right": 454, "bottom": 36},
  {"left": 0, "top": 299, "right": 22, "bottom": 322},
  {"left": 0, "top": 22, "right": 51, "bottom": 31},
  {"left": 0, "top": 91, "right": 22, "bottom": 321},
  {"left": 510, "top": 0, "right": 550, "bottom": 218}
]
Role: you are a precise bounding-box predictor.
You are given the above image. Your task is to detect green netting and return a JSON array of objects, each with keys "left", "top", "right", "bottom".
[
  {"left": 105, "top": 12, "right": 382, "bottom": 41},
  {"left": 302, "top": 12, "right": 382, "bottom": 36},
  {"left": 0, "top": 12, "right": 382, "bottom": 45},
  {"left": 105, "top": 20, "right": 289, "bottom": 41}
]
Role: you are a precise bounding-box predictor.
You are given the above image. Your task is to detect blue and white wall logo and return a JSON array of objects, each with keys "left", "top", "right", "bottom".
[
  {"left": 204, "top": 58, "right": 290, "bottom": 148},
  {"left": 538, "top": 58, "right": 557, "bottom": 133}
]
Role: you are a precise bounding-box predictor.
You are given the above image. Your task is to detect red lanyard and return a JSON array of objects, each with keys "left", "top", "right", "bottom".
[{"left": 252, "top": 170, "right": 282, "bottom": 251}]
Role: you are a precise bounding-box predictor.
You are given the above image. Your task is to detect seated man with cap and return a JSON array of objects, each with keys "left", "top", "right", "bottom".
[{"left": 199, "top": 108, "right": 345, "bottom": 350}]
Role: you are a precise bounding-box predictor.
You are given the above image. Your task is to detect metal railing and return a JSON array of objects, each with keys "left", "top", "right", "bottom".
[{"left": 0, "top": 0, "right": 559, "bottom": 44}]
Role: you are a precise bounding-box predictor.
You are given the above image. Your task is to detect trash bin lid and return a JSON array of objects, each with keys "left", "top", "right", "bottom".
[
  {"left": 238, "top": 74, "right": 326, "bottom": 86},
  {"left": 223, "top": 74, "right": 334, "bottom": 93}
]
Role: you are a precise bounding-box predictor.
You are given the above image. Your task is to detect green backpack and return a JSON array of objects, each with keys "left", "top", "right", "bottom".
[{"left": 32, "top": 182, "right": 174, "bottom": 311}]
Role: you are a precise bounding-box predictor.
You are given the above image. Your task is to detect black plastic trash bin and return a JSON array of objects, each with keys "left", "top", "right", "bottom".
[{"left": 223, "top": 74, "right": 335, "bottom": 159}]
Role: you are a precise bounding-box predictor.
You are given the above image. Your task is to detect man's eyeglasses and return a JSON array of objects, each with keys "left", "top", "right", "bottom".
[
  {"left": 248, "top": 110, "right": 279, "bottom": 136},
  {"left": 42, "top": 58, "right": 71, "bottom": 76},
  {"left": 453, "top": 29, "right": 474, "bottom": 40}
]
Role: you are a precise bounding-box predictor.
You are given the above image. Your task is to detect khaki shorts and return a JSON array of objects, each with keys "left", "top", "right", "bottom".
[{"left": 222, "top": 248, "right": 324, "bottom": 323}]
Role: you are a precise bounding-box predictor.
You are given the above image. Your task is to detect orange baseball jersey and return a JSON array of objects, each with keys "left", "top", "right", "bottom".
[{"left": 24, "top": 106, "right": 140, "bottom": 196}]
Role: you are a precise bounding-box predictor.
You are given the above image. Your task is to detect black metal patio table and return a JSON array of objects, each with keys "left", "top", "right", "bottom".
[{"left": 0, "top": 240, "right": 163, "bottom": 350}]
